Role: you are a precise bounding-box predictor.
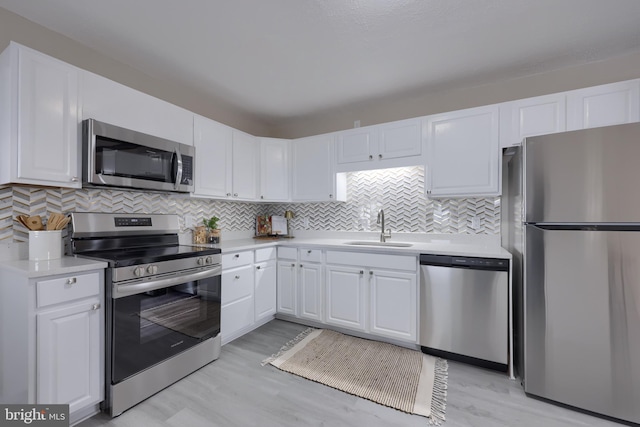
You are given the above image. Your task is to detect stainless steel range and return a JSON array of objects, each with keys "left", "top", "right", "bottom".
[{"left": 69, "top": 212, "right": 222, "bottom": 417}]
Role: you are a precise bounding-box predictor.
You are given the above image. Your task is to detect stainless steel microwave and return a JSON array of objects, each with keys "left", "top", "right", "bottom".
[{"left": 82, "top": 119, "right": 194, "bottom": 193}]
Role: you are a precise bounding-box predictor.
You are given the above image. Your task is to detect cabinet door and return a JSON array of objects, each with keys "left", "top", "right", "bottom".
[
  {"left": 221, "top": 265, "right": 254, "bottom": 343},
  {"left": 259, "top": 138, "right": 290, "bottom": 201},
  {"left": 292, "top": 134, "right": 341, "bottom": 201},
  {"left": 37, "top": 298, "right": 102, "bottom": 412},
  {"left": 369, "top": 269, "right": 417, "bottom": 342},
  {"left": 276, "top": 261, "right": 297, "bottom": 316},
  {"left": 567, "top": 81, "right": 640, "bottom": 131},
  {"left": 232, "top": 130, "right": 259, "bottom": 200},
  {"left": 193, "top": 115, "right": 233, "bottom": 198},
  {"left": 299, "top": 262, "right": 323, "bottom": 321},
  {"left": 325, "top": 265, "right": 366, "bottom": 331},
  {"left": 16, "top": 45, "right": 80, "bottom": 187},
  {"left": 500, "top": 94, "right": 566, "bottom": 147},
  {"left": 336, "top": 127, "right": 377, "bottom": 164},
  {"left": 254, "top": 260, "right": 276, "bottom": 321},
  {"left": 81, "top": 70, "right": 193, "bottom": 146},
  {"left": 426, "top": 105, "right": 500, "bottom": 197},
  {"left": 377, "top": 118, "right": 422, "bottom": 160}
]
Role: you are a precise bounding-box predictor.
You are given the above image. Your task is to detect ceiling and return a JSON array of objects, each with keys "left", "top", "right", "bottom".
[{"left": 2, "top": 0, "right": 640, "bottom": 127}]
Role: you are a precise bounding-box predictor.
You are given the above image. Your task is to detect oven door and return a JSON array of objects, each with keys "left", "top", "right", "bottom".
[{"left": 111, "top": 267, "right": 221, "bottom": 384}]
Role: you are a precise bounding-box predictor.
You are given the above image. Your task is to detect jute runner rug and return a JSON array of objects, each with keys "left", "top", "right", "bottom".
[{"left": 263, "top": 328, "right": 447, "bottom": 425}]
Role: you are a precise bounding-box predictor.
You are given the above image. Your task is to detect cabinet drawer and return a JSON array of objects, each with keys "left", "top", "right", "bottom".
[
  {"left": 37, "top": 272, "right": 100, "bottom": 308},
  {"left": 222, "top": 266, "right": 254, "bottom": 305},
  {"left": 326, "top": 251, "right": 416, "bottom": 271},
  {"left": 299, "top": 248, "right": 322, "bottom": 263},
  {"left": 222, "top": 250, "right": 254, "bottom": 268},
  {"left": 255, "top": 247, "right": 276, "bottom": 262},
  {"left": 277, "top": 247, "right": 297, "bottom": 260}
]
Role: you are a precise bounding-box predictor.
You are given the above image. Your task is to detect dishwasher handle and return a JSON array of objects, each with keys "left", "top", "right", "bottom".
[{"left": 420, "top": 254, "right": 509, "bottom": 271}]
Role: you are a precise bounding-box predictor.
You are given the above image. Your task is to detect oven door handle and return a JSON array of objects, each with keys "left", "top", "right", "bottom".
[{"left": 113, "top": 266, "right": 221, "bottom": 299}]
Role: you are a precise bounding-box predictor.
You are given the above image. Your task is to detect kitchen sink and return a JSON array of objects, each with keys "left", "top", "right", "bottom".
[{"left": 343, "top": 241, "right": 413, "bottom": 248}]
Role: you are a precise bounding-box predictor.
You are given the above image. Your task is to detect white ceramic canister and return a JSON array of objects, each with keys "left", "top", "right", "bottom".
[{"left": 28, "top": 230, "right": 63, "bottom": 261}]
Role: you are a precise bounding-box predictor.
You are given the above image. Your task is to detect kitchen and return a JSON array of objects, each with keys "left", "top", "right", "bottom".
[{"left": 0, "top": 1, "right": 639, "bottom": 426}]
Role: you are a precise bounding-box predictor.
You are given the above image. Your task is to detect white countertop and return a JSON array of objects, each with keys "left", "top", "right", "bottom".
[
  {"left": 207, "top": 233, "right": 511, "bottom": 259},
  {"left": 0, "top": 256, "right": 108, "bottom": 278}
]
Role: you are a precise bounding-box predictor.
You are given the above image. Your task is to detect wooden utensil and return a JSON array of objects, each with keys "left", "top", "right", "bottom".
[
  {"left": 56, "top": 216, "right": 71, "bottom": 230},
  {"left": 16, "top": 215, "right": 30, "bottom": 228},
  {"left": 47, "top": 213, "right": 64, "bottom": 230},
  {"left": 25, "top": 215, "right": 43, "bottom": 230}
]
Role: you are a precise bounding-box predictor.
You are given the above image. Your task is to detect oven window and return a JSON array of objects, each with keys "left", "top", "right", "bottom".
[
  {"left": 111, "top": 274, "right": 221, "bottom": 384},
  {"left": 95, "top": 136, "right": 176, "bottom": 183}
]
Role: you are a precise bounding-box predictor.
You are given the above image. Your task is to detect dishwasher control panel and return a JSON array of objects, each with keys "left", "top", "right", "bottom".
[{"left": 419, "top": 254, "right": 509, "bottom": 271}]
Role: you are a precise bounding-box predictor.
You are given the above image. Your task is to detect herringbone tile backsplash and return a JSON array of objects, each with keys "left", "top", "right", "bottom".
[{"left": 0, "top": 166, "right": 499, "bottom": 242}]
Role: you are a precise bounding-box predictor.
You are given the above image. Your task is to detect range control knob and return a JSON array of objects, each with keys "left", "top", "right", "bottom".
[
  {"left": 146, "top": 265, "right": 158, "bottom": 274},
  {"left": 197, "top": 257, "right": 205, "bottom": 266},
  {"left": 205, "top": 256, "right": 213, "bottom": 264},
  {"left": 133, "top": 266, "right": 145, "bottom": 277}
]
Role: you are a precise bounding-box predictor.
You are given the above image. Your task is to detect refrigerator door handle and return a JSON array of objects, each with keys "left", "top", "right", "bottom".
[{"left": 526, "top": 223, "right": 640, "bottom": 232}]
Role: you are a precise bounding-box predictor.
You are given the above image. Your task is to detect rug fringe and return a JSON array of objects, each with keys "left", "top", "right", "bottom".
[
  {"left": 261, "top": 327, "right": 317, "bottom": 366},
  {"left": 428, "top": 358, "right": 449, "bottom": 426}
]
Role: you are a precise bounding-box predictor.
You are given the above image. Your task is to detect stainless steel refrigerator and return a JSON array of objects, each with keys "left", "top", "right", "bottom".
[{"left": 505, "top": 122, "right": 640, "bottom": 424}]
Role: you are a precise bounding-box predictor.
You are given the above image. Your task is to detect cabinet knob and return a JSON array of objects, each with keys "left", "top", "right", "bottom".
[
  {"left": 291, "top": 263, "right": 295, "bottom": 267},
  {"left": 256, "top": 265, "right": 261, "bottom": 270},
  {"left": 307, "top": 250, "right": 312, "bottom": 254},
  {"left": 70, "top": 176, "right": 79, "bottom": 182},
  {"left": 299, "top": 264, "right": 303, "bottom": 268},
  {"left": 329, "top": 194, "right": 333, "bottom": 198},
  {"left": 378, "top": 154, "right": 383, "bottom": 159},
  {"left": 226, "top": 193, "right": 231, "bottom": 197},
  {"left": 369, "top": 271, "right": 374, "bottom": 275},
  {"left": 233, "top": 193, "right": 238, "bottom": 197},
  {"left": 261, "top": 195, "right": 264, "bottom": 199},
  {"left": 235, "top": 275, "right": 240, "bottom": 279},
  {"left": 66, "top": 277, "right": 76, "bottom": 285},
  {"left": 234, "top": 254, "right": 240, "bottom": 258},
  {"left": 359, "top": 270, "right": 364, "bottom": 275},
  {"left": 369, "top": 155, "right": 373, "bottom": 160},
  {"left": 92, "top": 303, "right": 101, "bottom": 311}
]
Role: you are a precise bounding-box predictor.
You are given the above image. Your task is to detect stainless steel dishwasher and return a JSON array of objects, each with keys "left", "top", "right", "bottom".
[{"left": 419, "top": 254, "right": 509, "bottom": 371}]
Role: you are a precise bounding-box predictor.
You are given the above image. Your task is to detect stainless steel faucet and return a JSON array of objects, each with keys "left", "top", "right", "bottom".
[{"left": 377, "top": 209, "right": 392, "bottom": 242}]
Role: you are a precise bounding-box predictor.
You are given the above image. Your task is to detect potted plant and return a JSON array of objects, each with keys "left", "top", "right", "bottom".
[{"left": 203, "top": 216, "right": 221, "bottom": 243}]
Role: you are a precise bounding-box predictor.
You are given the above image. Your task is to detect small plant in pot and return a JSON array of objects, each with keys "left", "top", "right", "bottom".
[{"left": 203, "top": 216, "right": 221, "bottom": 243}]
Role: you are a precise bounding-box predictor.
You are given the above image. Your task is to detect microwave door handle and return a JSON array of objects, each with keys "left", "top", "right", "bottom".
[{"left": 174, "top": 148, "right": 183, "bottom": 190}]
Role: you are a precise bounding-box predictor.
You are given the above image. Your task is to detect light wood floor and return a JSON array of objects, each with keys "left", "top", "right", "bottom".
[{"left": 79, "top": 320, "right": 623, "bottom": 427}]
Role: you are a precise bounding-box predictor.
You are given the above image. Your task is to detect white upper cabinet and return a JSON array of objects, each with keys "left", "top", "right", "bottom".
[
  {"left": 426, "top": 105, "right": 500, "bottom": 198},
  {"left": 259, "top": 137, "right": 290, "bottom": 201},
  {"left": 232, "top": 130, "right": 260, "bottom": 200},
  {"left": 80, "top": 70, "right": 193, "bottom": 146},
  {"left": 193, "top": 114, "right": 233, "bottom": 198},
  {"left": 0, "top": 42, "right": 80, "bottom": 188},
  {"left": 500, "top": 93, "right": 566, "bottom": 147},
  {"left": 567, "top": 80, "right": 640, "bottom": 131},
  {"left": 336, "top": 118, "right": 422, "bottom": 172},
  {"left": 292, "top": 133, "right": 346, "bottom": 201}
]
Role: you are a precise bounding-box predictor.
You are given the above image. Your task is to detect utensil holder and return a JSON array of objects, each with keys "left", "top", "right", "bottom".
[{"left": 29, "top": 230, "right": 62, "bottom": 261}]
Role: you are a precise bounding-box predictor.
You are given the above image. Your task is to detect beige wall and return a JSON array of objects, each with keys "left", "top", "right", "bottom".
[
  {"left": 272, "top": 50, "right": 640, "bottom": 138},
  {"left": 0, "top": 7, "right": 270, "bottom": 136},
  {"left": 2, "top": 6, "right": 640, "bottom": 140}
]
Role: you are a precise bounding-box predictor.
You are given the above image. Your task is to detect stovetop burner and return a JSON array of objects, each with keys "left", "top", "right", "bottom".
[{"left": 84, "top": 244, "right": 221, "bottom": 267}]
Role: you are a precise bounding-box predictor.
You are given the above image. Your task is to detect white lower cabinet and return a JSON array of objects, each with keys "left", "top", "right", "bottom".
[
  {"left": 254, "top": 259, "right": 277, "bottom": 321},
  {"left": 276, "top": 260, "right": 298, "bottom": 316},
  {"left": 325, "top": 265, "right": 366, "bottom": 331},
  {"left": 221, "top": 248, "right": 277, "bottom": 345},
  {"left": 0, "top": 267, "right": 105, "bottom": 425},
  {"left": 369, "top": 269, "right": 417, "bottom": 341},
  {"left": 37, "top": 299, "right": 102, "bottom": 414},
  {"left": 298, "top": 262, "right": 323, "bottom": 322}
]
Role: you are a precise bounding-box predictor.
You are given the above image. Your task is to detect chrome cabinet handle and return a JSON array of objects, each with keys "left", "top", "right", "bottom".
[
  {"left": 369, "top": 271, "right": 373, "bottom": 275},
  {"left": 369, "top": 155, "right": 373, "bottom": 160},
  {"left": 307, "top": 250, "right": 312, "bottom": 254},
  {"left": 234, "top": 254, "right": 240, "bottom": 258},
  {"left": 235, "top": 275, "right": 240, "bottom": 279},
  {"left": 291, "top": 263, "right": 295, "bottom": 267},
  {"left": 70, "top": 176, "right": 79, "bottom": 182},
  {"left": 378, "top": 154, "right": 382, "bottom": 159},
  {"left": 66, "top": 277, "right": 76, "bottom": 285},
  {"left": 233, "top": 193, "right": 238, "bottom": 197},
  {"left": 256, "top": 265, "right": 261, "bottom": 270},
  {"left": 92, "top": 303, "right": 101, "bottom": 311},
  {"left": 329, "top": 194, "right": 333, "bottom": 198},
  {"left": 300, "top": 264, "right": 303, "bottom": 267},
  {"left": 226, "top": 193, "right": 231, "bottom": 196},
  {"left": 261, "top": 195, "right": 264, "bottom": 199},
  {"left": 359, "top": 270, "right": 364, "bottom": 275}
]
